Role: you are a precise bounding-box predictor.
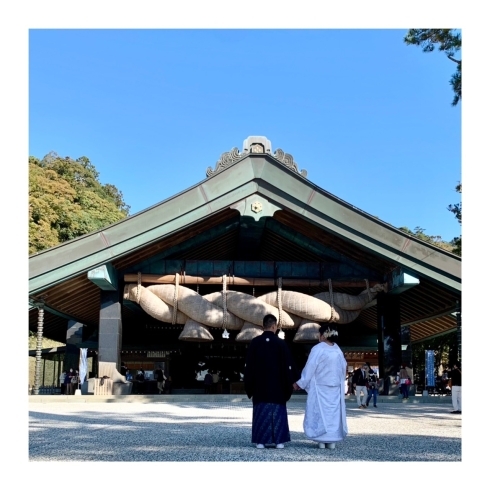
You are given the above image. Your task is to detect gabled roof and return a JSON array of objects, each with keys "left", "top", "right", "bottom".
[{"left": 29, "top": 136, "right": 461, "bottom": 344}]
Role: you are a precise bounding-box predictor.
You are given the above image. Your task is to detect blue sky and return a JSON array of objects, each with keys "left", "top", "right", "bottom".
[{"left": 29, "top": 27, "right": 462, "bottom": 242}]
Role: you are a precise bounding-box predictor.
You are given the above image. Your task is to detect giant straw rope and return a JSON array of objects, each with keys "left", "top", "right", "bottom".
[{"left": 123, "top": 274, "right": 386, "bottom": 343}]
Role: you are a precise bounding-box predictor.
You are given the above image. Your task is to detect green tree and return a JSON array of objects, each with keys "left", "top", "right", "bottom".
[
  {"left": 399, "top": 226, "right": 454, "bottom": 253},
  {"left": 29, "top": 152, "right": 130, "bottom": 254},
  {"left": 404, "top": 30, "right": 462, "bottom": 256},
  {"left": 404, "top": 29, "right": 461, "bottom": 106},
  {"left": 411, "top": 331, "right": 458, "bottom": 388},
  {"left": 448, "top": 182, "right": 462, "bottom": 255}
]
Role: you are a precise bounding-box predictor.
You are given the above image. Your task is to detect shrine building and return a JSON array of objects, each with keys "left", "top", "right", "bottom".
[{"left": 28, "top": 136, "right": 461, "bottom": 395}]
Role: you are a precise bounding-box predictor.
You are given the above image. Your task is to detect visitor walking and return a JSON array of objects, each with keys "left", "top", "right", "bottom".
[
  {"left": 449, "top": 361, "right": 462, "bottom": 414},
  {"left": 155, "top": 366, "right": 166, "bottom": 394},
  {"left": 399, "top": 365, "right": 410, "bottom": 399},
  {"left": 352, "top": 364, "right": 369, "bottom": 408},
  {"left": 365, "top": 362, "right": 378, "bottom": 408}
]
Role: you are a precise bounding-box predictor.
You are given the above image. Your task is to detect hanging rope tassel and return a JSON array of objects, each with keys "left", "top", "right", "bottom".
[
  {"left": 222, "top": 274, "right": 229, "bottom": 338},
  {"left": 328, "top": 278, "right": 335, "bottom": 323},
  {"left": 277, "top": 277, "right": 285, "bottom": 338},
  {"left": 172, "top": 272, "right": 180, "bottom": 325},
  {"left": 136, "top": 272, "right": 142, "bottom": 304},
  {"left": 365, "top": 279, "right": 372, "bottom": 303}
]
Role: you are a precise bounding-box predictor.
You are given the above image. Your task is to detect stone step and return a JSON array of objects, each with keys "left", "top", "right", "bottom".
[{"left": 29, "top": 393, "right": 453, "bottom": 404}]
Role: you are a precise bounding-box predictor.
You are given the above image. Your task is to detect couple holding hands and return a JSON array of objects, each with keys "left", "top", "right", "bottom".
[{"left": 244, "top": 314, "right": 348, "bottom": 450}]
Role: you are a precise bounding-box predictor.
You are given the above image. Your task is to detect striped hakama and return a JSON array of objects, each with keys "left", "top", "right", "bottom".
[{"left": 251, "top": 402, "right": 291, "bottom": 445}]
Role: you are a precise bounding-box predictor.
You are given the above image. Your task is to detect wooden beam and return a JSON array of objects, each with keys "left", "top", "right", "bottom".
[
  {"left": 401, "top": 306, "right": 458, "bottom": 327},
  {"left": 124, "top": 273, "right": 381, "bottom": 288}
]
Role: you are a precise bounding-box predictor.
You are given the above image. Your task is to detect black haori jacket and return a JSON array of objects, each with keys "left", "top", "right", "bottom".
[{"left": 244, "top": 331, "right": 295, "bottom": 405}]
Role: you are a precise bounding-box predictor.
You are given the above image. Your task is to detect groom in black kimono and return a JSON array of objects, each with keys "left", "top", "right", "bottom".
[{"left": 244, "top": 314, "right": 295, "bottom": 449}]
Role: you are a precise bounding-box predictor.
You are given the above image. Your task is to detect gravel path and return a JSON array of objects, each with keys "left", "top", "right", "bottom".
[{"left": 29, "top": 399, "right": 461, "bottom": 462}]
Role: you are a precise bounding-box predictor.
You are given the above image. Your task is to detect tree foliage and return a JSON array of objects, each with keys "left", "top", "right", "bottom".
[
  {"left": 398, "top": 226, "right": 455, "bottom": 253},
  {"left": 447, "top": 182, "right": 462, "bottom": 224},
  {"left": 411, "top": 331, "right": 458, "bottom": 386},
  {"left": 404, "top": 30, "right": 462, "bottom": 256},
  {"left": 447, "top": 182, "right": 462, "bottom": 255},
  {"left": 404, "top": 29, "right": 461, "bottom": 106},
  {"left": 29, "top": 152, "right": 130, "bottom": 254}
]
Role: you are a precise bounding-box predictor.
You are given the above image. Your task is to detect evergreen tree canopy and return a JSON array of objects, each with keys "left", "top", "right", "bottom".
[
  {"left": 29, "top": 152, "right": 130, "bottom": 254},
  {"left": 398, "top": 226, "right": 455, "bottom": 253},
  {"left": 447, "top": 183, "right": 462, "bottom": 256},
  {"left": 404, "top": 30, "right": 462, "bottom": 256},
  {"left": 404, "top": 29, "right": 461, "bottom": 106}
]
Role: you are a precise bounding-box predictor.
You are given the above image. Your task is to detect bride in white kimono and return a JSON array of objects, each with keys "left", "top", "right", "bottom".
[{"left": 293, "top": 323, "right": 348, "bottom": 449}]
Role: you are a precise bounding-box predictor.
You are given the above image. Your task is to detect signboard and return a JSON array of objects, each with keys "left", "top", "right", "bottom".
[{"left": 425, "top": 350, "right": 435, "bottom": 387}]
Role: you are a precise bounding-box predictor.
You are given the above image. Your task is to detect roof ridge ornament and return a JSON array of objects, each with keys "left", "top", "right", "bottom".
[
  {"left": 206, "top": 147, "right": 243, "bottom": 177},
  {"left": 206, "top": 136, "right": 308, "bottom": 178},
  {"left": 273, "top": 148, "right": 307, "bottom": 177}
]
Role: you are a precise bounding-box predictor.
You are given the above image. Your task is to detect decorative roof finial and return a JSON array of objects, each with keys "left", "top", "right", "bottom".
[{"left": 206, "top": 136, "right": 307, "bottom": 177}]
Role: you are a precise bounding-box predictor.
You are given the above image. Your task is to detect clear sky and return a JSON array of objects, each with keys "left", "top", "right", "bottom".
[{"left": 29, "top": 27, "right": 462, "bottom": 242}]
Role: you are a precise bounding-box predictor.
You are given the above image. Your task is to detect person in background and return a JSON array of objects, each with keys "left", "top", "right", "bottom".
[
  {"left": 222, "top": 372, "right": 231, "bottom": 394},
  {"left": 352, "top": 364, "right": 369, "bottom": 408},
  {"left": 399, "top": 365, "right": 410, "bottom": 399},
  {"left": 365, "top": 362, "right": 378, "bottom": 408},
  {"left": 442, "top": 368, "right": 450, "bottom": 395},
  {"left": 347, "top": 371, "right": 355, "bottom": 395},
  {"left": 293, "top": 323, "right": 348, "bottom": 450},
  {"left": 155, "top": 366, "right": 166, "bottom": 394},
  {"left": 212, "top": 370, "right": 220, "bottom": 393},
  {"left": 120, "top": 362, "right": 128, "bottom": 378},
  {"left": 204, "top": 370, "right": 213, "bottom": 394},
  {"left": 71, "top": 370, "right": 79, "bottom": 393},
  {"left": 244, "top": 314, "right": 294, "bottom": 449},
  {"left": 60, "top": 370, "right": 66, "bottom": 395},
  {"left": 135, "top": 368, "right": 145, "bottom": 394},
  {"left": 65, "top": 368, "right": 75, "bottom": 395},
  {"left": 449, "top": 361, "right": 462, "bottom": 414}
]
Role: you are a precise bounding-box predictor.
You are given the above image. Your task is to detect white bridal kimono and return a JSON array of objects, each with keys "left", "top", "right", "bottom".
[{"left": 296, "top": 342, "right": 348, "bottom": 443}]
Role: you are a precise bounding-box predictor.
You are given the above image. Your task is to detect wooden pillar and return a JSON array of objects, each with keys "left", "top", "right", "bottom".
[
  {"left": 98, "top": 290, "right": 122, "bottom": 368},
  {"left": 65, "top": 320, "right": 84, "bottom": 371},
  {"left": 376, "top": 292, "right": 402, "bottom": 395}
]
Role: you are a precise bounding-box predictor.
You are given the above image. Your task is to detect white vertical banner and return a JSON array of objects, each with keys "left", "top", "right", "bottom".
[{"left": 79, "top": 348, "right": 88, "bottom": 386}]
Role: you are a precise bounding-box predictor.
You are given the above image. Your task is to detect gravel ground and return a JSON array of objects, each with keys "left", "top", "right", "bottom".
[{"left": 29, "top": 399, "right": 461, "bottom": 462}]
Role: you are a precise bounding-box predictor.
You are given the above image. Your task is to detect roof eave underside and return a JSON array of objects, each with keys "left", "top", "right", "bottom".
[{"left": 29, "top": 154, "right": 461, "bottom": 296}]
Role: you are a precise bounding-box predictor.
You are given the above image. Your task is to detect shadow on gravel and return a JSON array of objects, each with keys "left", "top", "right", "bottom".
[{"left": 29, "top": 404, "right": 461, "bottom": 462}]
